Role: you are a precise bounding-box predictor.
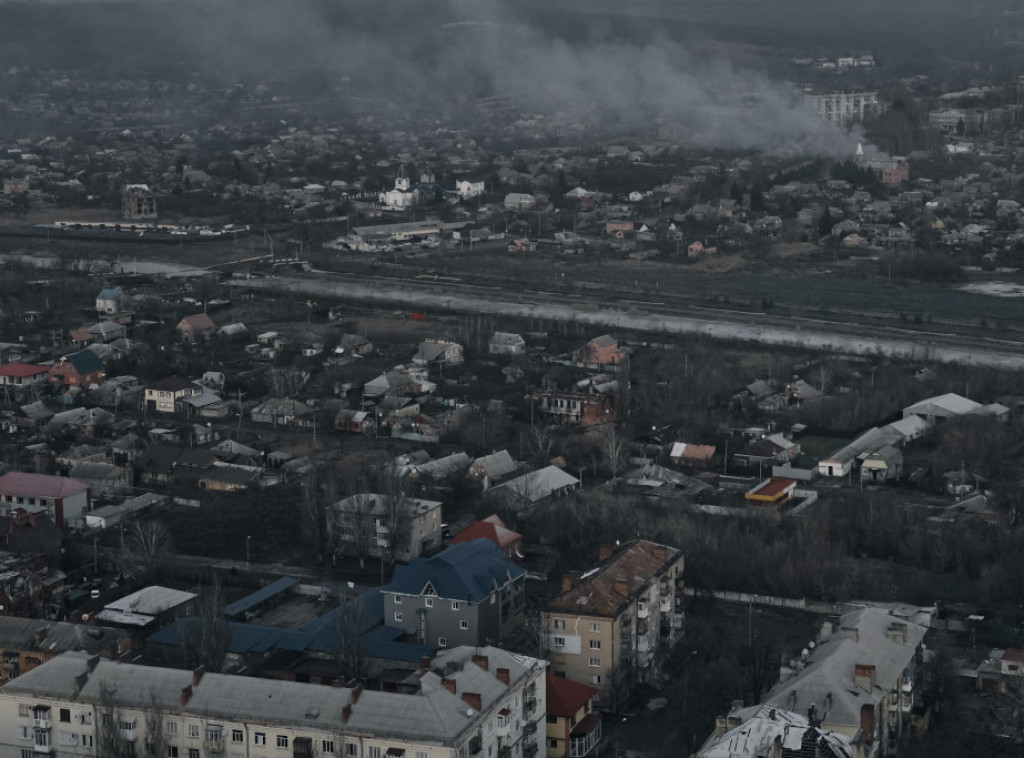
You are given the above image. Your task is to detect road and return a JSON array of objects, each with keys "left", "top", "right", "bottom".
[{"left": 227, "top": 272, "right": 1024, "bottom": 369}]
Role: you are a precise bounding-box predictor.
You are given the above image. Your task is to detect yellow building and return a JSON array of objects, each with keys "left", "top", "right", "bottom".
[
  {"left": 545, "top": 674, "right": 601, "bottom": 758},
  {"left": 542, "top": 540, "right": 684, "bottom": 710}
]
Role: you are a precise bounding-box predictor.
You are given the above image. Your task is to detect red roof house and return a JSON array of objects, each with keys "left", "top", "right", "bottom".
[
  {"left": 546, "top": 674, "right": 601, "bottom": 758},
  {"left": 0, "top": 472, "right": 92, "bottom": 527},
  {"left": 0, "top": 363, "right": 50, "bottom": 388},
  {"left": 175, "top": 313, "right": 215, "bottom": 343},
  {"left": 450, "top": 514, "right": 523, "bottom": 562}
]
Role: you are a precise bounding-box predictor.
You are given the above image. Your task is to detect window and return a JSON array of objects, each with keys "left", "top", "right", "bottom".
[
  {"left": 438, "top": 635, "right": 447, "bottom": 646},
  {"left": 59, "top": 732, "right": 78, "bottom": 747},
  {"left": 18, "top": 704, "right": 30, "bottom": 717},
  {"left": 18, "top": 725, "right": 31, "bottom": 740},
  {"left": 22, "top": 750, "right": 35, "bottom": 758},
  {"left": 345, "top": 744, "right": 358, "bottom": 757},
  {"left": 589, "top": 640, "right": 601, "bottom": 650},
  {"left": 460, "top": 620, "right": 469, "bottom": 630},
  {"left": 232, "top": 730, "right": 244, "bottom": 744},
  {"left": 394, "top": 595, "right": 402, "bottom": 604},
  {"left": 394, "top": 612, "right": 403, "bottom": 622},
  {"left": 166, "top": 722, "right": 178, "bottom": 737},
  {"left": 424, "top": 598, "right": 433, "bottom": 608},
  {"left": 81, "top": 712, "right": 93, "bottom": 726},
  {"left": 167, "top": 749, "right": 179, "bottom": 758},
  {"left": 189, "top": 750, "right": 200, "bottom": 758},
  {"left": 416, "top": 752, "right": 427, "bottom": 758},
  {"left": 368, "top": 747, "right": 381, "bottom": 758},
  {"left": 255, "top": 733, "right": 266, "bottom": 746},
  {"left": 553, "top": 619, "right": 565, "bottom": 630},
  {"left": 82, "top": 735, "right": 94, "bottom": 749},
  {"left": 588, "top": 657, "right": 601, "bottom": 667},
  {"left": 590, "top": 675, "right": 601, "bottom": 684},
  {"left": 451, "top": 601, "right": 460, "bottom": 611},
  {"left": 546, "top": 716, "right": 558, "bottom": 724},
  {"left": 59, "top": 708, "right": 71, "bottom": 723},
  {"left": 552, "top": 636, "right": 566, "bottom": 647},
  {"left": 277, "top": 735, "right": 288, "bottom": 749},
  {"left": 187, "top": 724, "right": 200, "bottom": 739},
  {"left": 206, "top": 726, "right": 223, "bottom": 741},
  {"left": 322, "top": 741, "right": 335, "bottom": 754},
  {"left": 590, "top": 622, "right": 600, "bottom": 633},
  {"left": 549, "top": 740, "right": 558, "bottom": 749}
]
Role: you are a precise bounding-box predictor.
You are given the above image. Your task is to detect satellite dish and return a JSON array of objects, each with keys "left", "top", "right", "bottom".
[{"left": 465, "top": 708, "right": 474, "bottom": 717}]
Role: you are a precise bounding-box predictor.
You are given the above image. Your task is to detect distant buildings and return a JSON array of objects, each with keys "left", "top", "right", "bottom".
[
  {"left": 804, "top": 90, "right": 879, "bottom": 126},
  {"left": 121, "top": 183, "right": 157, "bottom": 219}
]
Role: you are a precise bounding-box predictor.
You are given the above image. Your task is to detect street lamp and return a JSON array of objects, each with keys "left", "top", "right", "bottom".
[{"left": 246, "top": 535, "right": 252, "bottom": 569}]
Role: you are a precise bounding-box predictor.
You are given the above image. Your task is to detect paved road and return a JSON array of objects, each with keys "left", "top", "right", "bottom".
[{"left": 227, "top": 273, "right": 1024, "bottom": 369}]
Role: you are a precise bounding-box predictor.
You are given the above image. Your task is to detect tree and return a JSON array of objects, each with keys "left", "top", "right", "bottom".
[
  {"left": 96, "top": 679, "right": 133, "bottom": 758},
  {"left": 376, "top": 466, "right": 412, "bottom": 565},
  {"left": 333, "top": 591, "right": 369, "bottom": 684},
  {"left": 177, "top": 577, "right": 230, "bottom": 673},
  {"left": 602, "top": 424, "right": 628, "bottom": 478},
  {"left": 120, "top": 519, "right": 173, "bottom": 580}
]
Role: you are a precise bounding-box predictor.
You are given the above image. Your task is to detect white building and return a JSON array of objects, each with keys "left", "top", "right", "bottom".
[
  {"left": 455, "top": 178, "right": 485, "bottom": 200},
  {"left": 380, "top": 166, "right": 420, "bottom": 210},
  {"left": 0, "top": 646, "right": 546, "bottom": 758}
]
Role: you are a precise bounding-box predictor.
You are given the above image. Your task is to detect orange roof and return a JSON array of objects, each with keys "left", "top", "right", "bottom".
[
  {"left": 546, "top": 540, "right": 681, "bottom": 617},
  {"left": 546, "top": 674, "right": 596, "bottom": 717},
  {"left": 747, "top": 477, "right": 796, "bottom": 500},
  {"left": 178, "top": 313, "right": 215, "bottom": 329},
  {"left": 450, "top": 514, "right": 522, "bottom": 550}
]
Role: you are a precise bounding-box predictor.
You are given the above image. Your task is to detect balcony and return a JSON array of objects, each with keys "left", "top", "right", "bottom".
[
  {"left": 569, "top": 713, "right": 602, "bottom": 758},
  {"left": 119, "top": 728, "right": 137, "bottom": 742},
  {"left": 637, "top": 635, "right": 651, "bottom": 654},
  {"left": 469, "top": 736, "right": 483, "bottom": 755},
  {"left": 659, "top": 596, "right": 672, "bottom": 613},
  {"left": 636, "top": 602, "right": 649, "bottom": 620},
  {"left": 524, "top": 743, "right": 539, "bottom": 758},
  {"left": 524, "top": 721, "right": 537, "bottom": 735},
  {"left": 524, "top": 697, "right": 537, "bottom": 713},
  {"left": 33, "top": 717, "right": 52, "bottom": 730}
]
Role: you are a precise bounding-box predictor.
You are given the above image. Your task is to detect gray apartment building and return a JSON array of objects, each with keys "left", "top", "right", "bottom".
[{"left": 384, "top": 539, "right": 526, "bottom": 647}]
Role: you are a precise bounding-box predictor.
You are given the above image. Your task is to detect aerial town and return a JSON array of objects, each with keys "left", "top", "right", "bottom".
[{"left": 0, "top": 0, "right": 1023, "bottom": 757}]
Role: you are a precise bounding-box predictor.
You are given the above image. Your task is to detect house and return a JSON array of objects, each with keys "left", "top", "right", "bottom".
[
  {"left": 0, "top": 552, "right": 65, "bottom": 617},
  {"left": 489, "top": 332, "right": 527, "bottom": 356},
  {"left": 699, "top": 706, "right": 855, "bottom": 758},
  {"left": 545, "top": 674, "right": 602, "bottom": 758},
  {"left": 413, "top": 339, "right": 464, "bottom": 366},
  {"left": 332, "top": 493, "right": 443, "bottom": 563},
  {"left": 455, "top": 178, "right": 485, "bottom": 199},
  {"left": 732, "top": 433, "right": 800, "bottom": 470},
  {"left": 364, "top": 368, "right": 436, "bottom": 399},
  {"left": 738, "top": 607, "right": 927, "bottom": 758},
  {"left": 534, "top": 382, "right": 618, "bottom": 426},
  {"left": 0, "top": 509, "right": 62, "bottom": 558},
  {"left": 0, "top": 617, "right": 131, "bottom": 683},
  {"left": 174, "top": 313, "right": 215, "bottom": 343},
  {"left": 334, "top": 409, "right": 369, "bottom": 434},
  {"left": 385, "top": 539, "right": 526, "bottom": 646},
  {"left": 0, "top": 645, "right": 546, "bottom": 758},
  {"left": 67, "top": 462, "right": 131, "bottom": 499},
  {"left": 250, "top": 397, "right": 315, "bottom": 427},
  {"left": 505, "top": 192, "right": 537, "bottom": 211},
  {"left": 144, "top": 376, "right": 201, "bottom": 414},
  {"left": 861, "top": 445, "right": 903, "bottom": 482},
  {"left": 405, "top": 452, "right": 472, "bottom": 482},
  {"left": 903, "top": 392, "right": 1008, "bottom": 425},
  {"left": 490, "top": 466, "right": 580, "bottom": 508},
  {"left": 745, "top": 477, "right": 798, "bottom": 508},
  {"left": 122, "top": 183, "right": 157, "bottom": 218},
  {"left": 467, "top": 450, "right": 519, "bottom": 487},
  {"left": 0, "top": 364, "right": 49, "bottom": 393},
  {"left": 95, "top": 287, "right": 124, "bottom": 316},
  {"left": 543, "top": 540, "right": 685, "bottom": 709},
  {"left": 450, "top": 514, "right": 523, "bottom": 562},
  {"left": 668, "top": 442, "right": 716, "bottom": 469},
  {"left": 572, "top": 335, "right": 626, "bottom": 366},
  {"left": 337, "top": 333, "right": 374, "bottom": 356},
  {"left": 0, "top": 472, "right": 91, "bottom": 527},
  {"left": 47, "top": 350, "right": 105, "bottom": 388}
]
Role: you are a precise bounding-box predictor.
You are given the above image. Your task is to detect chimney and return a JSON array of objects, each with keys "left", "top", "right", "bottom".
[
  {"left": 726, "top": 716, "right": 742, "bottom": 730},
  {"left": 352, "top": 685, "right": 363, "bottom": 704},
  {"left": 614, "top": 579, "right": 629, "bottom": 597},
  {"left": 192, "top": 666, "right": 205, "bottom": 687},
  {"left": 419, "top": 656, "right": 431, "bottom": 676},
  {"left": 854, "top": 664, "right": 876, "bottom": 693},
  {"left": 599, "top": 545, "right": 615, "bottom": 562},
  {"left": 442, "top": 678, "right": 457, "bottom": 695},
  {"left": 714, "top": 716, "right": 729, "bottom": 736},
  {"left": 496, "top": 668, "right": 510, "bottom": 686},
  {"left": 562, "top": 571, "right": 581, "bottom": 592},
  {"left": 342, "top": 705, "right": 352, "bottom": 724},
  {"left": 472, "top": 654, "right": 489, "bottom": 672},
  {"left": 859, "top": 704, "right": 874, "bottom": 742},
  {"left": 181, "top": 685, "right": 192, "bottom": 706},
  {"left": 461, "top": 692, "right": 482, "bottom": 712}
]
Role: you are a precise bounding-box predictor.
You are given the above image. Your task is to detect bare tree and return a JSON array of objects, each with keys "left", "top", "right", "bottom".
[
  {"left": 177, "top": 577, "right": 230, "bottom": 673},
  {"left": 528, "top": 422, "right": 559, "bottom": 465},
  {"left": 268, "top": 367, "right": 309, "bottom": 397},
  {"left": 602, "top": 424, "right": 628, "bottom": 478},
  {"left": 96, "top": 679, "right": 133, "bottom": 758},
  {"left": 120, "top": 519, "right": 173, "bottom": 580},
  {"left": 300, "top": 466, "right": 332, "bottom": 561},
  {"left": 142, "top": 688, "right": 167, "bottom": 758},
  {"left": 333, "top": 591, "right": 369, "bottom": 683},
  {"left": 376, "top": 466, "right": 411, "bottom": 564}
]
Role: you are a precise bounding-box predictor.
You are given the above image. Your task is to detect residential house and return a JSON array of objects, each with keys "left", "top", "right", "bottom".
[
  {"left": 0, "top": 364, "right": 49, "bottom": 395},
  {"left": 0, "top": 552, "right": 65, "bottom": 618},
  {"left": 337, "top": 333, "right": 374, "bottom": 356},
  {"left": 332, "top": 493, "right": 443, "bottom": 563},
  {"left": 489, "top": 332, "right": 527, "bottom": 356},
  {"left": 543, "top": 540, "right": 685, "bottom": 709},
  {"left": 0, "top": 510, "right": 62, "bottom": 559},
  {"left": 93, "top": 585, "right": 198, "bottom": 633},
  {"left": 572, "top": 335, "right": 626, "bottom": 366},
  {"left": 0, "top": 645, "right": 546, "bottom": 758},
  {"left": 413, "top": 339, "right": 464, "bottom": 366},
  {"left": 67, "top": 462, "right": 131, "bottom": 499},
  {"left": 745, "top": 477, "right": 798, "bottom": 508},
  {"left": 174, "top": 312, "right": 215, "bottom": 343},
  {"left": 122, "top": 183, "right": 157, "bottom": 218},
  {"left": 0, "top": 617, "right": 131, "bottom": 683},
  {"left": 467, "top": 450, "right": 519, "bottom": 487},
  {"left": 505, "top": 192, "right": 537, "bottom": 211},
  {"left": 47, "top": 351, "right": 105, "bottom": 388},
  {"left": 533, "top": 382, "right": 618, "bottom": 426},
  {"left": 144, "top": 376, "right": 202, "bottom": 414},
  {"left": 699, "top": 706, "right": 856, "bottom": 758},
  {"left": 455, "top": 178, "right": 485, "bottom": 199},
  {"left": 250, "top": 397, "right": 315, "bottom": 427},
  {"left": 668, "top": 443, "right": 716, "bottom": 469},
  {"left": 861, "top": 445, "right": 903, "bottom": 482},
  {"left": 732, "top": 433, "right": 800, "bottom": 470},
  {"left": 385, "top": 539, "right": 527, "bottom": 646},
  {"left": 364, "top": 367, "right": 436, "bottom": 399},
  {"left": 545, "top": 675, "right": 602, "bottom": 758},
  {"left": 736, "top": 607, "right": 927, "bottom": 758},
  {"left": 450, "top": 514, "right": 523, "bottom": 562},
  {"left": 95, "top": 287, "right": 125, "bottom": 316},
  {"left": 334, "top": 409, "right": 369, "bottom": 434},
  {"left": 903, "top": 392, "right": 1008, "bottom": 425},
  {"left": 490, "top": 466, "right": 580, "bottom": 508},
  {"left": 0, "top": 472, "right": 91, "bottom": 527}
]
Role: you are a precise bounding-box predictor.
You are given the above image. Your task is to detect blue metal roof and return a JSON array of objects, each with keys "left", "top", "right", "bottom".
[
  {"left": 224, "top": 577, "right": 298, "bottom": 618},
  {"left": 388, "top": 539, "right": 525, "bottom": 603},
  {"left": 97, "top": 288, "right": 121, "bottom": 300}
]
